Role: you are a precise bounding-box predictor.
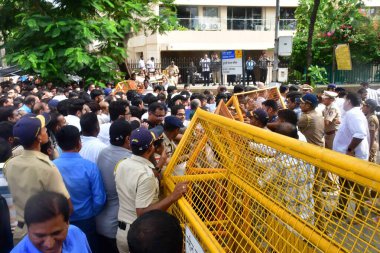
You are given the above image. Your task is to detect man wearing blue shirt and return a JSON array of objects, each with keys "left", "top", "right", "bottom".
[
  {"left": 18, "top": 95, "right": 39, "bottom": 116},
  {"left": 245, "top": 56, "right": 256, "bottom": 85},
  {"left": 54, "top": 125, "right": 106, "bottom": 253},
  {"left": 11, "top": 191, "right": 91, "bottom": 253}
]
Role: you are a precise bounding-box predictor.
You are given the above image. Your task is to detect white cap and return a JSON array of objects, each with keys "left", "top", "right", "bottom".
[{"left": 322, "top": 90, "right": 338, "bottom": 99}]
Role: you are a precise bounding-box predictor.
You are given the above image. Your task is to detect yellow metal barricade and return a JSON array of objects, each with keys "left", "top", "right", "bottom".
[
  {"left": 225, "top": 86, "right": 286, "bottom": 122},
  {"left": 164, "top": 109, "right": 380, "bottom": 253}
]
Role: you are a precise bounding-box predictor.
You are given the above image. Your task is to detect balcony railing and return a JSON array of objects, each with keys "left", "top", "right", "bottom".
[
  {"left": 176, "top": 18, "right": 297, "bottom": 31},
  {"left": 178, "top": 17, "right": 222, "bottom": 31}
]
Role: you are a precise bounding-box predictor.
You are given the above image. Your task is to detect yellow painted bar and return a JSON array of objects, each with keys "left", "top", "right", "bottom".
[
  {"left": 193, "top": 110, "right": 380, "bottom": 190},
  {"left": 187, "top": 168, "right": 227, "bottom": 174},
  {"left": 165, "top": 177, "right": 225, "bottom": 252},
  {"left": 170, "top": 173, "right": 226, "bottom": 183},
  {"left": 228, "top": 220, "right": 263, "bottom": 252},
  {"left": 230, "top": 174, "right": 345, "bottom": 253}
]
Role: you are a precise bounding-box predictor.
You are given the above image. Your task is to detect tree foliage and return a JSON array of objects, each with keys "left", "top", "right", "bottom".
[
  {"left": 0, "top": 0, "right": 177, "bottom": 85},
  {"left": 291, "top": 0, "right": 380, "bottom": 73}
]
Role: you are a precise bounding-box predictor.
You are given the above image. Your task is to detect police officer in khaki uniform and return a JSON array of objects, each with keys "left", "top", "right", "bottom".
[
  {"left": 322, "top": 91, "right": 341, "bottom": 149},
  {"left": 163, "top": 116, "right": 184, "bottom": 158},
  {"left": 114, "top": 127, "right": 188, "bottom": 253},
  {"left": 297, "top": 94, "right": 325, "bottom": 147},
  {"left": 297, "top": 94, "right": 327, "bottom": 232},
  {"left": 4, "top": 113, "right": 71, "bottom": 244}
]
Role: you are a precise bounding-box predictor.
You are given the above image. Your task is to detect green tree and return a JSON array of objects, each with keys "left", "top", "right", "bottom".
[
  {"left": 305, "top": 0, "right": 321, "bottom": 83},
  {"left": 0, "top": 0, "right": 177, "bottom": 85},
  {"left": 291, "top": 0, "right": 380, "bottom": 77}
]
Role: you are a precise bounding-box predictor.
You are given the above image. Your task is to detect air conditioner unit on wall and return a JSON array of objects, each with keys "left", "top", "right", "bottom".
[{"left": 255, "top": 25, "right": 264, "bottom": 31}]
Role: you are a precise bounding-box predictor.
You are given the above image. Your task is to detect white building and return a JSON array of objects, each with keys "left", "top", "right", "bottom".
[
  {"left": 128, "top": 0, "right": 298, "bottom": 62},
  {"left": 126, "top": 0, "right": 380, "bottom": 83}
]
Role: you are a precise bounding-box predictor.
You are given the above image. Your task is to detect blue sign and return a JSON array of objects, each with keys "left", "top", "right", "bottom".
[{"left": 221, "top": 50, "right": 235, "bottom": 59}]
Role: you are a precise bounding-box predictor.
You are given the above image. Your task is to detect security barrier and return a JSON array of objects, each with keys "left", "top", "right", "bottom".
[
  {"left": 163, "top": 109, "right": 380, "bottom": 252},
  {"left": 225, "top": 86, "right": 286, "bottom": 122}
]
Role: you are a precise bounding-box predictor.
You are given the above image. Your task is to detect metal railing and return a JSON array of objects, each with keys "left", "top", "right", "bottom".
[
  {"left": 176, "top": 18, "right": 297, "bottom": 31},
  {"left": 326, "top": 64, "right": 380, "bottom": 84},
  {"left": 164, "top": 109, "right": 380, "bottom": 252},
  {"left": 178, "top": 17, "right": 222, "bottom": 31}
]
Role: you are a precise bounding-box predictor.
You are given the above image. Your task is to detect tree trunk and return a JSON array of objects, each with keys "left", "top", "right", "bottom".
[{"left": 306, "top": 0, "right": 321, "bottom": 84}]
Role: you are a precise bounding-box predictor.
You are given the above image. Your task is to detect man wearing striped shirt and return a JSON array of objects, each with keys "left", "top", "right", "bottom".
[{"left": 245, "top": 56, "right": 256, "bottom": 85}]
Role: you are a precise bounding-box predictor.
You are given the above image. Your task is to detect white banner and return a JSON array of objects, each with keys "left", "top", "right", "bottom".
[{"left": 222, "top": 58, "right": 243, "bottom": 75}]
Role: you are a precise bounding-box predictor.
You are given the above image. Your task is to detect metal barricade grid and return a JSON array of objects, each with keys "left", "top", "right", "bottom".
[
  {"left": 225, "top": 87, "right": 287, "bottom": 122},
  {"left": 164, "top": 109, "right": 380, "bottom": 253}
]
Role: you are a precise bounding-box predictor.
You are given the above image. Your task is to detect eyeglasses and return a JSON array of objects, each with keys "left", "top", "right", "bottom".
[{"left": 176, "top": 113, "right": 185, "bottom": 117}]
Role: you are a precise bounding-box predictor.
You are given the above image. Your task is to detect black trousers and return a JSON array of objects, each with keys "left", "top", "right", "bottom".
[
  {"left": 246, "top": 69, "right": 256, "bottom": 84},
  {"left": 71, "top": 217, "right": 99, "bottom": 253},
  {"left": 260, "top": 68, "right": 268, "bottom": 83},
  {"left": 202, "top": 71, "right": 210, "bottom": 85},
  {"left": 98, "top": 234, "right": 119, "bottom": 253}
]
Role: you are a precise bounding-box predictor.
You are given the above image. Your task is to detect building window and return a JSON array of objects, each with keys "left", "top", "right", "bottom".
[
  {"left": 227, "top": 7, "right": 262, "bottom": 30},
  {"left": 365, "top": 7, "right": 379, "bottom": 19},
  {"left": 177, "top": 6, "right": 199, "bottom": 30},
  {"left": 199, "top": 7, "right": 220, "bottom": 30},
  {"left": 280, "top": 8, "right": 296, "bottom": 30},
  {"left": 203, "top": 7, "right": 219, "bottom": 17}
]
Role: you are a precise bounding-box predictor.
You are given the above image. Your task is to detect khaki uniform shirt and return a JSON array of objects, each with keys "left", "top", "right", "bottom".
[
  {"left": 163, "top": 133, "right": 177, "bottom": 158},
  {"left": 322, "top": 104, "right": 340, "bottom": 132},
  {"left": 166, "top": 65, "right": 179, "bottom": 76},
  {"left": 3, "top": 150, "right": 70, "bottom": 222},
  {"left": 367, "top": 113, "right": 379, "bottom": 151},
  {"left": 298, "top": 110, "right": 325, "bottom": 147},
  {"left": 115, "top": 155, "right": 159, "bottom": 224}
]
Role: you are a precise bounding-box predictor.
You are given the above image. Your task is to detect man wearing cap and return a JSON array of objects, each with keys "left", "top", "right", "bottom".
[
  {"left": 322, "top": 91, "right": 341, "bottom": 149},
  {"left": 96, "top": 119, "right": 133, "bottom": 253},
  {"left": 115, "top": 127, "right": 188, "bottom": 253},
  {"left": 327, "top": 83, "right": 336, "bottom": 92},
  {"left": 3, "top": 114, "right": 71, "bottom": 244},
  {"left": 163, "top": 116, "right": 184, "bottom": 159},
  {"left": 297, "top": 94, "right": 325, "bottom": 147},
  {"left": 247, "top": 109, "right": 269, "bottom": 129},
  {"left": 299, "top": 84, "right": 313, "bottom": 95},
  {"left": 297, "top": 93, "right": 326, "bottom": 231}
]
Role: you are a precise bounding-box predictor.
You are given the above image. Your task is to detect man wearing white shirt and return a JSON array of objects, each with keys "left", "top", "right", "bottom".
[
  {"left": 98, "top": 101, "right": 131, "bottom": 145},
  {"left": 361, "top": 82, "right": 378, "bottom": 104},
  {"left": 146, "top": 57, "right": 155, "bottom": 74},
  {"left": 332, "top": 92, "right": 369, "bottom": 220},
  {"left": 80, "top": 112, "right": 107, "bottom": 164},
  {"left": 138, "top": 56, "right": 145, "bottom": 70},
  {"left": 65, "top": 98, "right": 85, "bottom": 131},
  {"left": 199, "top": 54, "right": 211, "bottom": 86}
]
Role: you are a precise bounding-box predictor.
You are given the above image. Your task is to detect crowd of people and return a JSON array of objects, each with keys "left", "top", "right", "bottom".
[{"left": 0, "top": 75, "right": 379, "bottom": 252}]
